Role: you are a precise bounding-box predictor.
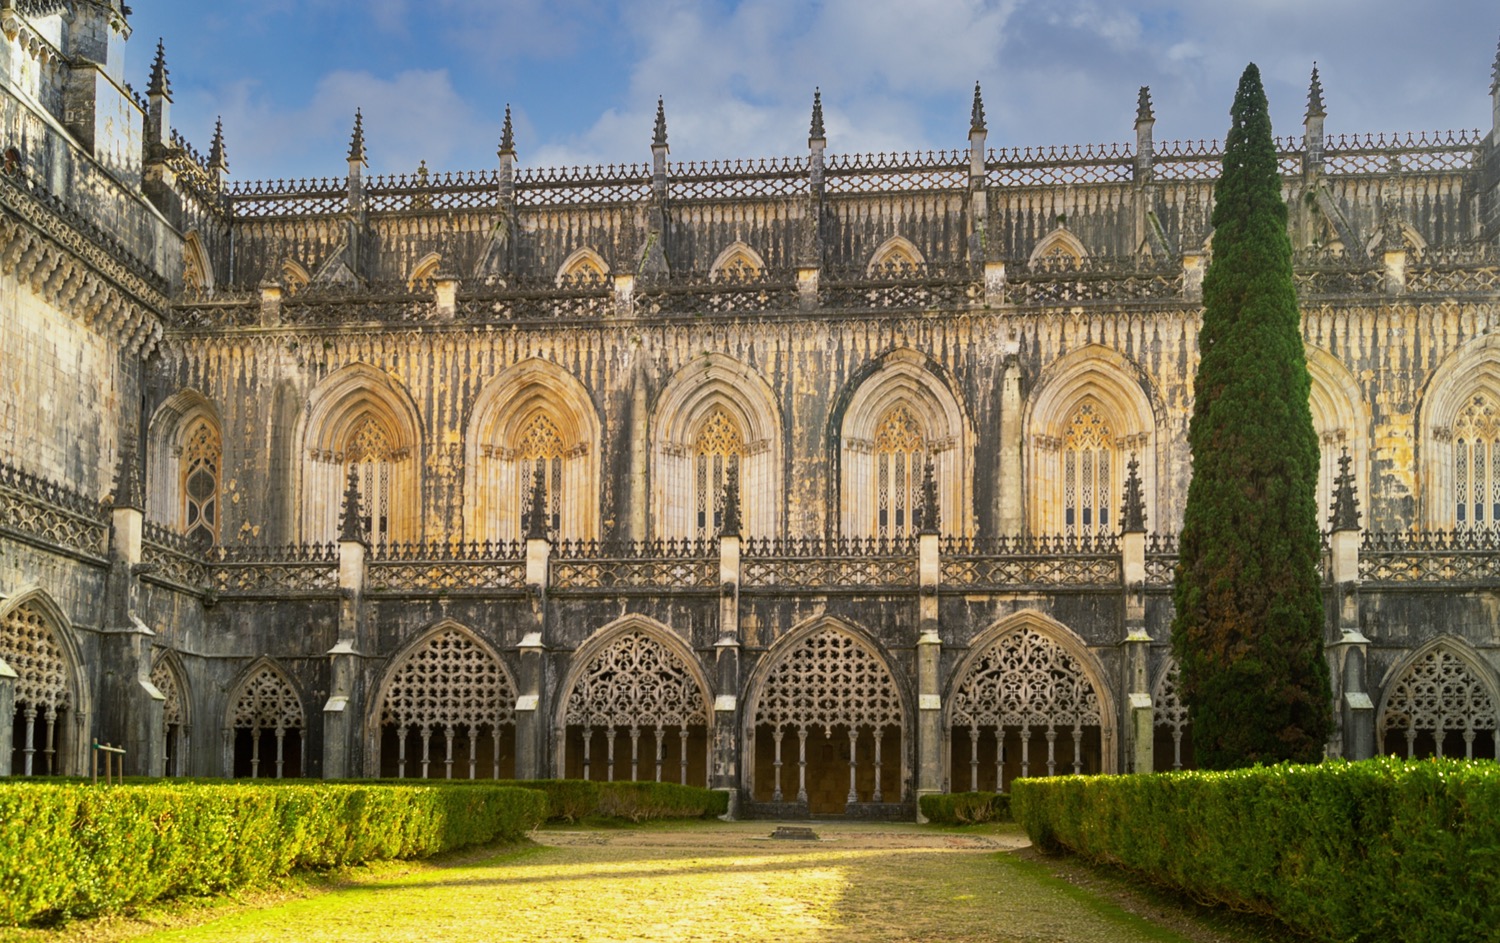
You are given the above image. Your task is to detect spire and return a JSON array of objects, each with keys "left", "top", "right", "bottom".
[
  {"left": 112, "top": 440, "right": 143, "bottom": 510},
  {"left": 524, "top": 464, "right": 549, "bottom": 540},
  {"left": 208, "top": 117, "right": 228, "bottom": 174},
  {"left": 1306, "top": 63, "right": 1326, "bottom": 120},
  {"left": 339, "top": 465, "right": 366, "bottom": 543},
  {"left": 1121, "top": 454, "right": 1147, "bottom": 534},
  {"left": 499, "top": 103, "right": 515, "bottom": 156},
  {"left": 1329, "top": 447, "right": 1361, "bottom": 532},
  {"left": 970, "top": 82, "right": 987, "bottom": 134},
  {"left": 1491, "top": 35, "right": 1500, "bottom": 94},
  {"left": 917, "top": 455, "right": 940, "bottom": 535},
  {"left": 347, "top": 109, "right": 367, "bottom": 166},
  {"left": 652, "top": 97, "right": 668, "bottom": 149},
  {"left": 1135, "top": 86, "right": 1154, "bottom": 124},
  {"left": 147, "top": 37, "right": 170, "bottom": 100},
  {"left": 809, "top": 88, "right": 825, "bottom": 142},
  {"left": 720, "top": 463, "right": 741, "bottom": 538}
]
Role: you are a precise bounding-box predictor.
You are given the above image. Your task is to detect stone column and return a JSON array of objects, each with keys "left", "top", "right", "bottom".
[
  {"left": 997, "top": 355, "right": 1023, "bottom": 533},
  {"left": 1327, "top": 449, "right": 1373, "bottom": 759},
  {"left": 1120, "top": 456, "right": 1152, "bottom": 774},
  {"left": 0, "top": 657, "right": 16, "bottom": 776},
  {"left": 323, "top": 467, "right": 367, "bottom": 779},
  {"left": 713, "top": 475, "right": 743, "bottom": 816},
  {"left": 915, "top": 468, "right": 943, "bottom": 818},
  {"left": 515, "top": 632, "right": 545, "bottom": 780}
]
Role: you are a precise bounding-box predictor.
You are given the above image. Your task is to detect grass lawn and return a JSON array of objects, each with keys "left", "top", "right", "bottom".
[{"left": 1, "top": 821, "right": 1276, "bottom": 943}]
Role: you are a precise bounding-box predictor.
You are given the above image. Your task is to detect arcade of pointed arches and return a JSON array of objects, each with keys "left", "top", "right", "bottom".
[
  {"left": 1377, "top": 640, "right": 1499, "bottom": 760},
  {"left": 1, "top": 592, "right": 84, "bottom": 777}
]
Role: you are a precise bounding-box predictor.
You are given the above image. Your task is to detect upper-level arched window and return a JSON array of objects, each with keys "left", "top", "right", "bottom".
[
  {"left": 181, "top": 417, "right": 221, "bottom": 545},
  {"left": 1453, "top": 393, "right": 1500, "bottom": 527},
  {"left": 1062, "top": 403, "right": 1114, "bottom": 537},
  {"left": 873, "top": 404, "right": 926, "bottom": 538},
  {"left": 518, "top": 413, "right": 566, "bottom": 536},
  {"left": 693, "top": 407, "right": 743, "bottom": 542}
]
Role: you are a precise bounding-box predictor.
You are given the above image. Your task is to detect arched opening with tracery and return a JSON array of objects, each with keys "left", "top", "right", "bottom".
[
  {"left": 709, "top": 241, "right": 765, "bottom": 280},
  {"left": 2, "top": 598, "right": 76, "bottom": 776},
  {"left": 653, "top": 354, "right": 781, "bottom": 541},
  {"left": 1028, "top": 226, "right": 1087, "bottom": 268},
  {"left": 557, "top": 247, "right": 609, "bottom": 283},
  {"left": 227, "top": 662, "right": 304, "bottom": 779},
  {"left": 1451, "top": 394, "right": 1500, "bottom": 528},
  {"left": 747, "top": 621, "right": 906, "bottom": 814},
  {"left": 947, "top": 618, "right": 1107, "bottom": 791},
  {"left": 298, "top": 365, "right": 423, "bottom": 545},
  {"left": 146, "top": 391, "right": 223, "bottom": 545},
  {"left": 837, "top": 349, "right": 972, "bottom": 539},
  {"left": 1025, "top": 347, "right": 1156, "bottom": 539},
  {"left": 375, "top": 626, "right": 517, "bottom": 779},
  {"left": 866, "top": 235, "right": 924, "bottom": 275},
  {"left": 557, "top": 623, "right": 711, "bottom": 785},
  {"left": 150, "top": 654, "right": 188, "bottom": 777},
  {"left": 1151, "top": 659, "right": 1193, "bottom": 771},
  {"left": 1306, "top": 347, "right": 1369, "bottom": 527},
  {"left": 465, "top": 360, "right": 600, "bottom": 543},
  {"left": 1378, "top": 644, "right": 1498, "bottom": 759},
  {"left": 1417, "top": 337, "right": 1500, "bottom": 529}
]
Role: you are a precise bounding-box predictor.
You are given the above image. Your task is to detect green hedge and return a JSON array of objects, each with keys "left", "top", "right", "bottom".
[
  {"left": 919, "top": 791, "right": 1010, "bottom": 825},
  {"left": 1011, "top": 758, "right": 1500, "bottom": 943},
  {"left": 0, "top": 781, "right": 546, "bottom": 926},
  {"left": 497, "top": 780, "right": 728, "bottom": 823}
]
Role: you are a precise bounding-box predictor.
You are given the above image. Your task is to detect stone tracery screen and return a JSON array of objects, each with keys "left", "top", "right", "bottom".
[
  {"left": 379, "top": 629, "right": 517, "bottom": 779},
  {"left": 1152, "top": 660, "right": 1189, "bottom": 771},
  {"left": 516, "top": 413, "right": 565, "bottom": 538},
  {"left": 2, "top": 601, "right": 71, "bottom": 775},
  {"left": 753, "top": 629, "right": 903, "bottom": 804},
  {"left": 230, "top": 665, "right": 304, "bottom": 779},
  {"left": 693, "top": 408, "right": 743, "bottom": 543},
  {"left": 563, "top": 631, "right": 708, "bottom": 784},
  {"left": 1453, "top": 393, "right": 1500, "bottom": 527},
  {"left": 150, "top": 657, "right": 185, "bottom": 776},
  {"left": 950, "top": 626, "right": 1101, "bottom": 790},
  {"left": 1063, "top": 404, "right": 1114, "bottom": 537},
  {"left": 1381, "top": 647, "right": 1499, "bottom": 759},
  {"left": 874, "top": 404, "right": 926, "bottom": 539}
]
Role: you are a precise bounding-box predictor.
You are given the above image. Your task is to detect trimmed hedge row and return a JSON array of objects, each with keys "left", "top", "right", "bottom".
[
  {"left": 497, "top": 780, "right": 730, "bottom": 823},
  {"left": 1011, "top": 758, "right": 1500, "bottom": 943},
  {"left": 918, "top": 791, "right": 1010, "bottom": 825},
  {"left": 0, "top": 782, "right": 546, "bottom": 926}
]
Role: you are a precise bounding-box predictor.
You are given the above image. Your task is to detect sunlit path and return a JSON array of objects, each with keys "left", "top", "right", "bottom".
[{"left": 123, "top": 822, "right": 1215, "bottom": 943}]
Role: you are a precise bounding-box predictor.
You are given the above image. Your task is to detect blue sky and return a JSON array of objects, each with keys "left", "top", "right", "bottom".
[{"left": 123, "top": 0, "right": 1499, "bottom": 183}]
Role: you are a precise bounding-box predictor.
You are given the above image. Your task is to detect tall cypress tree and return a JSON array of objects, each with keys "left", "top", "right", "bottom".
[{"left": 1171, "top": 64, "right": 1332, "bottom": 768}]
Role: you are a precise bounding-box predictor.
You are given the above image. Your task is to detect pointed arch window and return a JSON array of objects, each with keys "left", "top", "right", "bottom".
[
  {"left": 181, "top": 418, "right": 220, "bottom": 545},
  {"left": 694, "top": 408, "right": 743, "bottom": 542},
  {"left": 517, "top": 413, "right": 565, "bottom": 538},
  {"left": 346, "top": 416, "right": 398, "bottom": 545},
  {"left": 1063, "top": 403, "right": 1115, "bottom": 536},
  {"left": 874, "top": 404, "right": 925, "bottom": 539},
  {"left": 1454, "top": 393, "right": 1500, "bottom": 527}
]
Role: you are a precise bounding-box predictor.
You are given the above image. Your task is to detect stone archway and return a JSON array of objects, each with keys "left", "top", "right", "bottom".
[
  {"left": 1378, "top": 642, "right": 1499, "bottom": 759},
  {"left": 747, "top": 621, "right": 907, "bottom": 815}
]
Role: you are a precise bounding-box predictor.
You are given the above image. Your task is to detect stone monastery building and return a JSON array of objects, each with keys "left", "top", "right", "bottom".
[{"left": 4, "top": 0, "right": 1500, "bottom": 816}]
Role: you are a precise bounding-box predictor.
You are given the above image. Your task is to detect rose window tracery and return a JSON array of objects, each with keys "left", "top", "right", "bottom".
[
  {"left": 1381, "top": 647, "right": 1498, "bottom": 759},
  {"left": 951, "top": 626, "right": 1101, "bottom": 789},
  {"left": 564, "top": 631, "right": 708, "bottom": 784},
  {"left": 754, "top": 629, "right": 903, "bottom": 803},
  {"left": 379, "top": 629, "right": 516, "bottom": 779},
  {"left": 230, "top": 665, "right": 303, "bottom": 779},
  {"left": 2, "top": 601, "right": 70, "bottom": 775}
]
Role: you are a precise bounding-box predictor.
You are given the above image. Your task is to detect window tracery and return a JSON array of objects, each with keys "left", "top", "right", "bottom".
[
  {"left": 380, "top": 629, "right": 516, "bottom": 779},
  {"left": 1062, "top": 404, "right": 1114, "bottom": 537},
  {"left": 1381, "top": 647, "right": 1498, "bottom": 759},
  {"left": 873, "top": 404, "right": 925, "bottom": 538},
  {"left": 346, "top": 416, "right": 396, "bottom": 544},
  {"left": 693, "top": 408, "right": 743, "bottom": 542},
  {"left": 517, "top": 413, "right": 565, "bottom": 538},
  {"left": 564, "top": 632, "right": 708, "bottom": 784},
  {"left": 754, "top": 629, "right": 902, "bottom": 803},
  {"left": 951, "top": 627, "right": 1101, "bottom": 790},
  {"left": 150, "top": 657, "right": 185, "bottom": 776},
  {"left": 1153, "top": 661, "right": 1189, "bottom": 771},
  {"left": 1453, "top": 393, "right": 1500, "bottom": 527},
  {"left": 2, "top": 601, "right": 70, "bottom": 776},
  {"left": 230, "top": 666, "right": 303, "bottom": 779},
  {"left": 181, "top": 418, "right": 220, "bottom": 545}
]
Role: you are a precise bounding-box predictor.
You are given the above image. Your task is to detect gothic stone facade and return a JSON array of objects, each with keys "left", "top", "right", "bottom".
[{"left": 4, "top": 2, "right": 1500, "bottom": 816}]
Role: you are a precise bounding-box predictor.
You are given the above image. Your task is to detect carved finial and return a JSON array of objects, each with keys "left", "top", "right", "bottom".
[
  {"left": 339, "top": 464, "right": 365, "bottom": 543},
  {"left": 112, "top": 439, "right": 143, "bottom": 511},
  {"left": 347, "top": 109, "right": 367, "bottom": 165},
  {"left": 1135, "top": 86, "right": 1154, "bottom": 124},
  {"left": 524, "top": 463, "right": 549, "bottom": 540},
  {"left": 809, "top": 88, "right": 825, "bottom": 142},
  {"left": 918, "top": 455, "right": 940, "bottom": 535},
  {"left": 147, "top": 38, "right": 170, "bottom": 100},
  {"left": 652, "top": 97, "right": 668, "bottom": 148},
  {"left": 1330, "top": 447, "right": 1361, "bottom": 532},
  {"left": 1491, "top": 37, "right": 1500, "bottom": 94},
  {"left": 500, "top": 103, "right": 515, "bottom": 156},
  {"left": 208, "top": 117, "right": 228, "bottom": 173},
  {"left": 1306, "top": 63, "right": 1327, "bottom": 120},
  {"left": 1122, "top": 453, "right": 1147, "bottom": 534},
  {"left": 970, "top": 82, "right": 987, "bottom": 134},
  {"left": 720, "top": 463, "right": 742, "bottom": 537}
]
